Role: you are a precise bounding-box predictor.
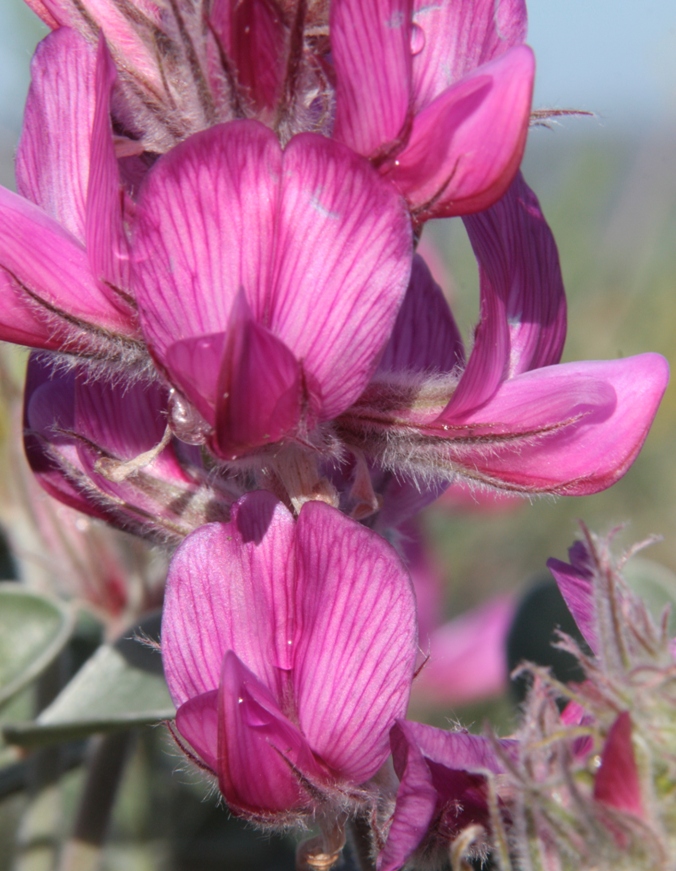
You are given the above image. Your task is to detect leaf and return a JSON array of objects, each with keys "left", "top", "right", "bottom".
[
  {"left": 0, "top": 583, "right": 75, "bottom": 708},
  {"left": 3, "top": 612, "right": 175, "bottom": 747}
]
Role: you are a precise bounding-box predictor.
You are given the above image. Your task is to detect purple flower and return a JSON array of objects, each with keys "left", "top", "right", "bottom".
[
  {"left": 161, "top": 491, "right": 417, "bottom": 819},
  {"left": 379, "top": 720, "right": 515, "bottom": 871},
  {"left": 23, "top": 354, "right": 233, "bottom": 543},
  {"left": 330, "top": 0, "right": 534, "bottom": 221}
]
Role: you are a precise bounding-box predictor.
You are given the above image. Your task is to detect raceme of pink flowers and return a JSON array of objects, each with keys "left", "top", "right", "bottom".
[{"left": 0, "top": 0, "right": 672, "bottom": 867}]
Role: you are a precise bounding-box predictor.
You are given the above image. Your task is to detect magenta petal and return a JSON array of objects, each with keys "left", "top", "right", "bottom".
[
  {"left": 436, "top": 355, "right": 669, "bottom": 495},
  {"left": 0, "top": 187, "right": 134, "bottom": 335},
  {"left": 547, "top": 550, "right": 598, "bottom": 654},
  {"left": 211, "top": 0, "right": 286, "bottom": 111},
  {"left": 164, "top": 333, "right": 227, "bottom": 426},
  {"left": 16, "top": 28, "right": 96, "bottom": 241},
  {"left": 0, "top": 269, "right": 58, "bottom": 349},
  {"left": 331, "top": 0, "right": 413, "bottom": 157},
  {"left": 400, "top": 720, "right": 514, "bottom": 774},
  {"left": 175, "top": 690, "right": 219, "bottom": 772},
  {"left": 388, "top": 46, "right": 534, "bottom": 218},
  {"left": 23, "top": 356, "right": 106, "bottom": 518},
  {"left": 293, "top": 502, "right": 417, "bottom": 783},
  {"left": 412, "top": 0, "right": 527, "bottom": 109},
  {"left": 214, "top": 297, "right": 302, "bottom": 458},
  {"left": 86, "top": 36, "right": 132, "bottom": 309},
  {"left": 378, "top": 254, "right": 464, "bottom": 375},
  {"left": 464, "top": 174, "right": 567, "bottom": 376},
  {"left": 218, "top": 652, "right": 323, "bottom": 814},
  {"left": 133, "top": 121, "right": 281, "bottom": 361},
  {"left": 378, "top": 722, "right": 437, "bottom": 871},
  {"left": 272, "top": 134, "right": 412, "bottom": 418},
  {"left": 593, "top": 712, "right": 644, "bottom": 819},
  {"left": 162, "top": 493, "right": 296, "bottom": 707}
]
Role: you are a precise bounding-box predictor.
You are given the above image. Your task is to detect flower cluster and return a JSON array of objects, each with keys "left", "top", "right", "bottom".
[{"left": 0, "top": 0, "right": 670, "bottom": 868}]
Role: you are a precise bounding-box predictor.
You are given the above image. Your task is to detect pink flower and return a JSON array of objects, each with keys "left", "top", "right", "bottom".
[
  {"left": 338, "top": 175, "right": 669, "bottom": 495},
  {"left": 161, "top": 491, "right": 417, "bottom": 819},
  {"left": 330, "top": 0, "right": 534, "bottom": 220},
  {"left": 131, "top": 119, "right": 412, "bottom": 459}
]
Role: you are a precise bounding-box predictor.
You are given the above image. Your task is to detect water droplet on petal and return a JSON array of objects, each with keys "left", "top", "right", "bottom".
[{"left": 411, "top": 23, "right": 425, "bottom": 56}]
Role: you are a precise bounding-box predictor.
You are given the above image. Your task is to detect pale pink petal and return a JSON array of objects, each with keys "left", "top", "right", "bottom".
[
  {"left": 161, "top": 493, "right": 296, "bottom": 707},
  {"left": 272, "top": 134, "right": 412, "bottom": 418},
  {"left": 386, "top": 46, "right": 534, "bottom": 218},
  {"left": 464, "top": 173, "right": 567, "bottom": 376},
  {"left": 175, "top": 690, "right": 219, "bottom": 772},
  {"left": 210, "top": 0, "right": 286, "bottom": 111},
  {"left": 412, "top": 0, "right": 527, "bottom": 109},
  {"left": 15, "top": 28, "right": 96, "bottom": 242},
  {"left": 378, "top": 254, "right": 464, "bottom": 375},
  {"left": 594, "top": 712, "right": 644, "bottom": 819},
  {"left": 218, "top": 652, "right": 324, "bottom": 814},
  {"left": 0, "top": 187, "right": 136, "bottom": 335},
  {"left": 213, "top": 303, "right": 302, "bottom": 459},
  {"left": 35, "top": 0, "right": 164, "bottom": 90},
  {"left": 399, "top": 529, "right": 445, "bottom": 647},
  {"left": 24, "top": 0, "right": 62, "bottom": 28},
  {"left": 434, "top": 355, "right": 669, "bottom": 495},
  {"left": 413, "top": 595, "right": 514, "bottom": 706},
  {"left": 86, "top": 36, "right": 132, "bottom": 309},
  {"left": 293, "top": 502, "right": 417, "bottom": 782},
  {"left": 331, "top": 0, "right": 413, "bottom": 158},
  {"left": 379, "top": 722, "right": 438, "bottom": 871},
  {"left": 133, "top": 121, "right": 281, "bottom": 361}
]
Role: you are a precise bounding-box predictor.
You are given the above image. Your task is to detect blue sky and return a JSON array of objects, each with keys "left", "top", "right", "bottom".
[{"left": 1, "top": 0, "right": 676, "bottom": 134}]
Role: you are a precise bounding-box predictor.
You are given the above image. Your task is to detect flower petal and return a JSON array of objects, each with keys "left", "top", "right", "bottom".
[
  {"left": 0, "top": 186, "right": 135, "bottom": 336},
  {"left": 210, "top": 0, "right": 287, "bottom": 111},
  {"left": 435, "top": 355, "right": 669, "bottom": 495},
  {"left": 413, "top": 595, "right": 514, "bottom": 707},
  {"left": 133, "top": 121, "right": 282, "bottom": 362},
  {"left": 386, "top": 46, "right": 534, "bottom": 218},
  {"left": 15, "top": 28, "right": 96, "bottom": 242},
  {"left": 464, "top": 173, "right": 567, "bottom": 377},
  {"left": 218, "top": 651, "right": 323, "bottom": 814},
  {"left": 412, "top": 0, "right": 527, "bottom": 109},
  {"left": 547, "top": 548, "right": 598, "bottom": 655},
  {"left": 594, "top": 712, "right": 644, "bottom": 819},
  {"left": 378, "top": 254, "right": 464, "bottom": 375},
  {"left": 378, "top": 721, "right": 437, "bottom": 871},
  {"left": 331, "top": 0, "right": 413, "bottom": 158},
  {"left": 86, "top": 36, "right": 133, "bottom": 310},
  {"left": 161, "top": 492, "right": 296, "bottom": 707},
  {"left": 271, "top": 133, "right": 412, "bottom": 418},
  {"left": 213, "top": 300, "right": 303, "bottom": 459},
  {"left": 175, "top": 690, "right": 219, "bottom": 772},
  {"left": 0, "top": 269, "right": 58, "bottom": 349},
  {"left": 293, "top": 502, "right": 417, "bottom": 782}
]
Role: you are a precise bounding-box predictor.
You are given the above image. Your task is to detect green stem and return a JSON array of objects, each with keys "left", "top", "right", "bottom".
[{"left": 58, "top": 731, "right": 132, "bottom": 871}]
